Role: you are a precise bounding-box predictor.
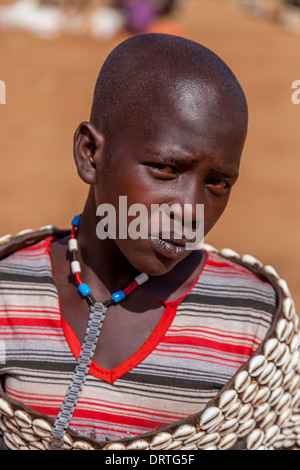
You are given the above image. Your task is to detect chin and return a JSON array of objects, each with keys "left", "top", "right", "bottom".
[{"left": 129, "top": 248, "right": 190, "bottom": 277}]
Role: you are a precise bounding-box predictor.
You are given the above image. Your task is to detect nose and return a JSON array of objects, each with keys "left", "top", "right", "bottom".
[
  {"left": 168, "top": 180, "right": 204, "bottom": 248},
  {"left": 174, "top": 177, "right": 203, "bottom": 226}
]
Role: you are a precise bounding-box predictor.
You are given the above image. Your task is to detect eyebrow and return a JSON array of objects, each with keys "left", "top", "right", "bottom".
[
  {"left": 144, "top": 148, "right": 196, "bottom": 163},
  {"left": 210, "top": 167, "right": 239, "bottom": 181}
]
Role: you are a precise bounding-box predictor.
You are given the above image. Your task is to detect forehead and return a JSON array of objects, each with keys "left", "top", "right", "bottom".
[{"left": 116, "top": 77, "right": 246, "bottom": 168}]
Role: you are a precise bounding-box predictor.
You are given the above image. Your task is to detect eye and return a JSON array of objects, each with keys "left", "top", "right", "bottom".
[
  {"left": 144, "top": 162, "right": 177, "bottom": 178},
  {"left": 206, "top": 178, "right": 231, "bottom": 196}
]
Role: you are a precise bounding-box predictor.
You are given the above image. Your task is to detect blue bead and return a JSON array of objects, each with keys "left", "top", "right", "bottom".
[
  {"left": 71, "top": 215, "right": 81, "bottom": 227},
  {"left": 112, "top": 290, "right": 126, "bottom": 303},
  {"left": 78, "top": 283, "right": 91, "bottom": 297}
]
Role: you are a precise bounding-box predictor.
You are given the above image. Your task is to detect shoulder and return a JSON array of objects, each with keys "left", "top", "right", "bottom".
[
  {"left": 0, "top": 226, "right": 69, "bottom": 262},
  {"left": 198, "top": 243, "right": 280, "bottom": 310},
  {"left": 0, "top": 225, "right": 70, "bottom": 286}
]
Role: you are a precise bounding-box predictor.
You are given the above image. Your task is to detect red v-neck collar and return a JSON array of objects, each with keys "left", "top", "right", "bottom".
[
  {"left": 45, "top": 236, "right": 207, "bottom": 385},
  {"left": 60, "top": 301, "right": 178, "bottom": 385}
]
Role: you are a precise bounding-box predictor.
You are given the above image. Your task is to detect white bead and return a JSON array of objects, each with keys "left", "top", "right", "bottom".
[
  {"left": 135, "top": 273, "right": 149, "bottom": 285},
  {"left": 71, "top": 260, "right": 81, "bottom": 274},
  {"left": 68, "top": 238, "right": 78, "bottom": 252}
]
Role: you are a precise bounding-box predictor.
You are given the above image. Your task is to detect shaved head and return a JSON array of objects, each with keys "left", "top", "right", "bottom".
[{"left": 90, "top": 34, "right": 248, "bottom": 143}]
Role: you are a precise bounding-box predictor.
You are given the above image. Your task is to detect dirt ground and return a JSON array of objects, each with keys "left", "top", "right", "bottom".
[{"left": 0, "top": 0, "right": 299, "bottom": 308}]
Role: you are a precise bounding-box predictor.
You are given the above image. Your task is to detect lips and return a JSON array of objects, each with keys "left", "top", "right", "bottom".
[{"left": 149, "top": 235, "right": 187, "bottom": 259}]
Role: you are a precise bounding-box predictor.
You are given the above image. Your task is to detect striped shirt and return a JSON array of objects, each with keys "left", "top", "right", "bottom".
[{"left": 0, "top": 237, "right": 275, "bottom": 441}]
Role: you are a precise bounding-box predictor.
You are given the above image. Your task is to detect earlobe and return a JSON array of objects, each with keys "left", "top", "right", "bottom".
[{"left": 73, "top": 121, "right": 105, "bottom": 184}]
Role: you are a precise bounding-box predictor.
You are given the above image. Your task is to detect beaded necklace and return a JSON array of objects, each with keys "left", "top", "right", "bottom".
[
  {"left": 69, "top": 215, "right": 149, "bottom": 307},
  {"left": 50, "top": 215, "right": 149, "bottom": 449}
]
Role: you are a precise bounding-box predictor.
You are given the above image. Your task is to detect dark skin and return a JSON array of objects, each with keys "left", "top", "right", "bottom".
[{"left": 50, "top": 39, "right": 247, "bottom": 371}]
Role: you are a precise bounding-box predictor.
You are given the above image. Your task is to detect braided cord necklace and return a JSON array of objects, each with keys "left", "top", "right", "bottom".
[{"left": 50, "top": 215, "right": 149, "bottom": 449}]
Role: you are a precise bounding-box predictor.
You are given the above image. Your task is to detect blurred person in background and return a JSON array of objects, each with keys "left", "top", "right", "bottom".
[{"left": 114, "top": 0, "right": 178, "bottom": 33}]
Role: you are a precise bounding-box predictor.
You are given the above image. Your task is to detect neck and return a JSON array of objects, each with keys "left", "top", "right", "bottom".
[{"left": 76, "top": 190, "right": 139, "bottom": 291}]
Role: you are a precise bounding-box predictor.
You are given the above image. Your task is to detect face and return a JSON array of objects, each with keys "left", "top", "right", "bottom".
[{"left": 92, "top": 80, "right": 247, "bottom": 276}]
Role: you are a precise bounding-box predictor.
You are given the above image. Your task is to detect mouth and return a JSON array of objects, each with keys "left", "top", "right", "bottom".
[{"left": 149, "top": 235, "right": 187, "bottom": 259}]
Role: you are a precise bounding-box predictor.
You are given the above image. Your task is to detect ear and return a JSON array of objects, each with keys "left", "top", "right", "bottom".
[{"left": 73, "top": 121, "right": 105, "bottom": 184}]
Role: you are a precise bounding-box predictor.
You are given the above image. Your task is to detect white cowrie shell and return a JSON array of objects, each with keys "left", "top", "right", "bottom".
[
  {"left": 126, "top": 440, "right": 150, "bottom": 450},
  {"left": 197, "top": 432, "right": 220, "bottom": 449},
  {"left": 3, "top": 433, "right": 19, "bottom": 450},
  {"left": 264, "top": 338, "right": 280, "bottom": 361},
  {"left": 290, "top": 413, "right": 300, "bottom": 425},
  {"left": 276, "top": 408, "right": 292, "bottom": 427},
  {"left": 224, "top": 400, "right": 242, "bottom": 419},
  {"left": 277, "top": 279, "right": 290, "bottom": 297},
  {"left": 0, "top": 234, "right": 12, "bottom": 244},
  {"left": 38, "top": 224, "right": 56, "bottom": 231},
  {"left": 282, "top": 369, "right": 295, "bottom": 389},
  {"left": 263, "top": 265, "right": 280, "bottom": 279},
  {"left": 246, "top": 428, "right": 265, "bottom": 450},
  {"left": 4, "top": 416, "right": 19, "bottom": 433},
  {"left": 21, "top": 431, "right": 39, "bottom": 443},
  {"left": 248, "top": 355, "right": 268, "bottom": 377},
  {"left": 276, "top": 318, "right": 292, "bottom": 342},
  {"left": 237, "top": 419, "right": 256, "bottom": 437},
  {"left": 219, "top": 248, "right": 240, "bottom": 259},
  {"left": 218, "top": 390, "right": 238, "bottom": 412},
  {"left": 275, "top": 392, "right": 292, "bottom": 414},
  {"left": 290, "top": 333, "right": 300, "bottom": 352},
  {"left": 73, "top": 440, "right": 95, "bottom": 450},
  {"left": 269, "top": 386, "right": 285, "bottom": 407},
  {"left": 200, "top": 407, "right": 223, "bottom": 430},
  {"left": 263, "top": 425, "right": 280, "bottom": 446},
  {"left": 103, "top": 442, "right": 127, "bottom": 450},
  {"left": 219, "top": 418, "right": 238, "bottom": 435},
  {"left": 269, "top": 369, "right": 283, "bottom": 390},
  {"left": 11, "top": 432, "right": 27, "bottom": 447},
  {"left": 272, "top": 433, "right": 285, "bottom": 449},
  {"left": 292, "top": 350, "right": 300, "bottom": 368},
  {"left": 289, "top": 374, "right": 300, "bottom": 394},
  {"left": 172, "top": 424, "right": 196, "bottom": 440},
  {"left": 234, "top": 371, "right": 251, "bottom": 393},
  {"left": 201, "top": 243, "right": 218, "bottom": 253},
  {"left": 0, "top": 398, "right": 14, "bottom": 418},
  {"left": 238, "top": 403, "right": 253, "bottom": 423},
  {"left": 16, "top": 228, "right": 34, "bottom": 237},
  {"left": 253, "top": 403, "right": 270, "bottom": 422},
  {"left": 164, "top": 440, "right": 185, "bottom": 450},
  {"left": 32, "top": 418, "right": 52, "bottom": 437},
  {"left": 217, "top": 432, "right": 238, "bottom": 450},
  {"left": 253, "top": 386, "right": 271, "bottom": 405},
  {"left": 260, "top": 410, "right": 277, "bottom": 430},
  {"left": 14, "top": 409, "right": 32, "bottom": 429},
  {"left": 259, "top": 362, "right": 276, "bottom": 385},
  {"left": 241, "top": 254, "right": 263, "bottom": 267},
  {"left": 274, "top": 343, "right": 289, "bottom": 367},
  {"left": 291, "top": 389, "right": 300, "bottom": 409},
  {"left": 241, "top": 382, "right": 259, "bottom": 403},
  {"left": 184, "top": 431, "right": 205, "bottom": 445},
  {"left": 150, "top": 432, "right": 172, "bottom": 449},
  {"left": 282, "top": 297, "right": 295, "bottom": 320}
]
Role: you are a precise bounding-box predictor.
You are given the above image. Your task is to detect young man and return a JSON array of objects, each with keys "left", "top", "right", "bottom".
[{"left": 0, "top": 34, "right": 299, "bottom": 451}]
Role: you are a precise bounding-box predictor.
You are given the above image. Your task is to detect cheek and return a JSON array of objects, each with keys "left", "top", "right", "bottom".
[{"left": 203, "top": 196, "right": 230, "bottom": 235}]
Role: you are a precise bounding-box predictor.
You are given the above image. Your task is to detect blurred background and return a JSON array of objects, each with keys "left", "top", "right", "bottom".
[{"left": 0, "top": 0, "right": 299, "bottom": 308}]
